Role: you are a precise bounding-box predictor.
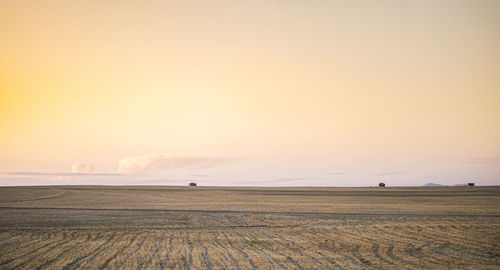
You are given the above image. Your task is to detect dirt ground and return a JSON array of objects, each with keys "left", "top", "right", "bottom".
[{"left": 0, "top": 185, "right": 499, "bottom": 269}]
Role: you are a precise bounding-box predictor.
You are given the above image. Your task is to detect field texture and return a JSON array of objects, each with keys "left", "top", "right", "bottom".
[{"left": 0, "top": 186, "right": 499, "bottom": 269}]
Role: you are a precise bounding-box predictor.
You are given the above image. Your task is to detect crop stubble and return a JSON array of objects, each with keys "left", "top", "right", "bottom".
[{"left": 0, "top": 186, "right": 498, "bottom": 269}]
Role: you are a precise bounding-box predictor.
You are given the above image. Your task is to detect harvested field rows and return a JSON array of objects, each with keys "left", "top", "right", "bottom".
[{"left": 0, "top": 186, "right": 499, "bottom": 269}]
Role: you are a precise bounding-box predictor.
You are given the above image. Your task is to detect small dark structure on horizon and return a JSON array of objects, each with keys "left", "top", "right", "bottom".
[
  {"left": 468, "top": 182, "right": 474, "bottom": 187},
  {"left": 189, "top": 182, "right": 197, "bottom": 187},
  {"left": 379, "top": 182, "right": 386, "bottom": 187}
]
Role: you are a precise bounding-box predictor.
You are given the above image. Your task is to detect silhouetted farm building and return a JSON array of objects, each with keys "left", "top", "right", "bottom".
[
  {"left": 379, "top": 182, "right": 386, "bottom": 187},
  {"left": 189, "top": 182, "right": 197, "bottom": 187}
]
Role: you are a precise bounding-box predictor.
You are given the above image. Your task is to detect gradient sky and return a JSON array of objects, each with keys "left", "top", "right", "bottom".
[{"left": 1, "top": 0, "right": 499, "bottom": 186}]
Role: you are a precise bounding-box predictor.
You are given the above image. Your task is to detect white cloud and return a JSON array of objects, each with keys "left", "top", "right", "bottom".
[
  {"left": 117, "top": 153, "right": 227, "bottom": 174},
  {"left": 72, "top": 162, "right": 94, "bottom": 174}
]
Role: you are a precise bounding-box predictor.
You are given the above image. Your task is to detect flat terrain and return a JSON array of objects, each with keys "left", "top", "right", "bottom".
[{"left": 0, "top": 186, "right": 499, "bottom": 269}]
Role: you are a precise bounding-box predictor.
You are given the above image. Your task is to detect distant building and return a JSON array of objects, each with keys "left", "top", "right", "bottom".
[
  {"left": 379, "top": 182, "right": 386, "bottom": 187},
  {"left": 468, "top": 182, "right": 474, "bottom": 187},
  {"left": 189, "top": 182, "right": 197, "bottom": 187}
]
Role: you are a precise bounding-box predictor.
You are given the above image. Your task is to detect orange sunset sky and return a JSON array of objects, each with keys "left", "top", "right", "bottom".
[{"left": 1, "top": 0, "right": 499, "bottom": 186}]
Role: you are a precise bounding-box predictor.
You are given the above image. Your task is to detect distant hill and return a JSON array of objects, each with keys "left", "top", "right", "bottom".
[
  {"left": 423, "top": 183, "right": 470, "bottom": 187},
  {"left": 424, "top": 183, "right": 446, "bottom": 187}
]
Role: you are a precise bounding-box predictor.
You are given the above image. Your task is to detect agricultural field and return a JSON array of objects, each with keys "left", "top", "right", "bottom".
[{"left": 0, "top": 185, "right": 499, "bottom": 269}]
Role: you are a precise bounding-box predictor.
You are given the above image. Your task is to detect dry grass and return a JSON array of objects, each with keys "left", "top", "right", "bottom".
[{"left": 0, "top": 185, "right": 499, "bottom": 269}]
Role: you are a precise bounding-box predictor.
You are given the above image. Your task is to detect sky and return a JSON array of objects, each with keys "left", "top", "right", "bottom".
[{"left": 0, "top": 0, "right": 499, "bottom": 186}]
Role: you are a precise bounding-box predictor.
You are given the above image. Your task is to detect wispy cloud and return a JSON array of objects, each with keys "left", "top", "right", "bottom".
[
  {"left": 464, "top": 157, "right": 500, "bottom": 164},
  {"left": 274, "top": 177, "right": 309, "bottom": 182},
  {"left": 327, "top": 172, "right": 345, "bottom": 175},
  {"left": 234, "top": 178, "right": 309, "bottom": 185},
  {"left": 373, "top": 171, "right": 406, "bottom": 176},
  {"left": 1, "top": 154, "right": 231, "bottom": 181},
  {"left": 186, "top": 174, "right": 212, "bottom": 177},
  {"left": 117, "top": 153, "right": 231, "bottom": 174},
  {"left": 2, "top": 172, "right": 121, "bottom": 176}
]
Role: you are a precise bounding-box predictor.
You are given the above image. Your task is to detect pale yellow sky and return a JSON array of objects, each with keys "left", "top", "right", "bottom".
[{"left": 1, "top": 0, "right": 499, "bottom": 186}]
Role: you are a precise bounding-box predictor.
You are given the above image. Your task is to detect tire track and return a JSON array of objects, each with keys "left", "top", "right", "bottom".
[
  {"left": 353, "top": 228, "right": 409, "bottom": 267},
  {"left": 252, "top": 231, "right": 304, "bottom": 270},
  {"left": 2, "top": 235, "right": 73, "bottom": 269},
  {"left": 365, "top": 226, "right": 444, "bottom": 266},
  {"left": 386, "top": 245, "right": 418, "bottom": 269},
  {"left": 212, "top": 233, "right": 239, "bottom": 269},
  {"left": 333, "top": 227, "right": 410, "bottom": 268},
  {"left": 159, "top": 233, "right": 174, "bottom": 270},
  {"left": 0, "top": 232, "right": 52, "bottom": 259},
  {"left": 184, "top": 231, "right": 193, "bottom": 270},
  {"left": 370, "top": 225, "right": 446, "bottom": 265},
  {"left": 264, "top": 230, "right": 325, "bottom": 269},
  {"left": 197, "top": 232, "right": 213, "bottom": 270},
  {"left": 35, "top": 234, "right": 97, "bottom": 270},
  {"left": 0, "top": 231, "right": 28, "bottom": 250},
  {"left": 335, "top": 228, "right": 415, "bottom": 269},
  {"left": 100, "top": 233, "right": 139, "bottom": 269},
  {"left": 221, "top": 232, "right": 257, "bottom": 270},
  {"left": 62, "top": 232, "right": 118, "bottom": 270},
  {"left": 116, "top": 233, "right": 148, "bottom": 270},
  {"left": 389, "top": 225, "right": 487, "bottom": 263},
  {"left": 141, "top": 235, "right": 163, "bottom": 270},
  {"left": 372, "top": 244, "right": 394, "bottom": 267},
  {"left": 277, "top": 230, "right": 344, "bottom": 269},
  {"left": 239, "top": 233, "right": 285, "bottom": 269},
  {"left": 300, "top": 229, "right": 364, "bottom": 269},
  {"left": 431, "top": 224, "right": 499, "bottom": 259},
  {"left": 0, "top": 190, "right": 66, "bottom": 203}
]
